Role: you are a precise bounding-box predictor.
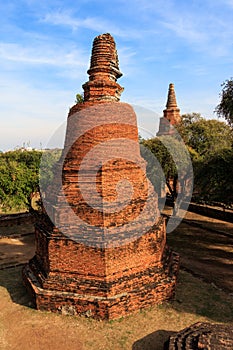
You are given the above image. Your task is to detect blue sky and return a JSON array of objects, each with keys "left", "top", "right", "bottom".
[{"left": 1, "top": 0, "right": 233, "bottom": 150}]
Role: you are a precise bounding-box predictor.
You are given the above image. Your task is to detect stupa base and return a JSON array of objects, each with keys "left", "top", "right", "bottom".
[{"left": 22, "top": 250, "right": 179, "bottom": 320}]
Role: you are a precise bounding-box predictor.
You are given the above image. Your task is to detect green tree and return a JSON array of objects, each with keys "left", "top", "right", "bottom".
[
  {"left": 141, "top": 136, "right": 191, "bottom": 198},
  {"left": 75, "top": 93, "right": 84, "bottom": 104},
  {"left": 177, "top": 113, "right": 233, "bottom": 205},
  {"left": 215, "top": 78, "right": 233, "bottom": 127},
  {"left": 194, "top": 148, "right": 233, "bottom": 205},
  {"left": 0, "top": 150, "right": 42, "bottom": 212},
  {"left": 177, "top": 113, "right": 233, "bottom": 157},
  {"left": 39, "top": 148, "right": 62, "bottom": 191},
  {"left": 176, "top": 113, "right": 202, "bottom": 145},
  {"left": 142, "top": 114, "right": 233, "bottom": 205}
]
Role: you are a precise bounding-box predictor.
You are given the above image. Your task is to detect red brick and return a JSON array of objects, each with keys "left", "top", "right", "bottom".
[{"left": 22, "top": 33, "right": 179, "bottom": 320}]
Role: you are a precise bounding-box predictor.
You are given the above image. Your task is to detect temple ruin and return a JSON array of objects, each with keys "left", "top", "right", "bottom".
[
  {"left": 164, "top": 322, "right": 233, "bottom": 350},
  {"left": 157, "top": 83, "right": 181, "bottom": 136},
  {"left": 22, "top": 33, "right": 179, "bottom": 320}
]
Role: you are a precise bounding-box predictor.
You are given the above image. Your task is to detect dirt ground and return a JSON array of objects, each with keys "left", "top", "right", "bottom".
[
  {"left": 1, "top": 210, "right": 232, "bottom": 290},
  {"left": 166, "top": 209, "right": 233, "bottom": 293},
  {"left": 0, "top": 211, "right": 233, "bottom": 350}
]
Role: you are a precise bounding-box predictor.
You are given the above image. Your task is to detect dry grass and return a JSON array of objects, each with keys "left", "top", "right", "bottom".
[
  {"left": 0, "top": 210, "right": 232, "bottom": 349},
  {"left": 0, "top": 266, "right": 232, "bottom": 350}
]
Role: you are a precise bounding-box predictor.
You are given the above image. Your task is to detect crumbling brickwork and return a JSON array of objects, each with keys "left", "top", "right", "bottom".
[
  {"left": 164, "top": 322, "right": 233, "bottom": 350},
  {"left": 23, "top": 33, "right": 179, "bottom": 320},
  {"left": 82, "top": 33, "right": 124, "bottom": 102}
]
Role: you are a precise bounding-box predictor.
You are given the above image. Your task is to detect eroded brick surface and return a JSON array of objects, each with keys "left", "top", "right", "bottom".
[
  {"left": 164, "top": 322, "right": 233, "bottom": 350},
  {"left": 23, "top": 33, "right": 180, "bottom": 320}
]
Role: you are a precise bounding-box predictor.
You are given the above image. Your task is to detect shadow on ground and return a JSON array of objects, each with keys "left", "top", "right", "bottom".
[
  {"left": 167, "top": 217, "right": 233, "bottom": 293},
  {"left": 132, "top": 330, "right": 175, "bottom": 350},
  {"left": 0, "top": 266, "right": 33, "bottom": 307},
  {"left": 0, "top": 214, "right": 35, "bottom": 308}
]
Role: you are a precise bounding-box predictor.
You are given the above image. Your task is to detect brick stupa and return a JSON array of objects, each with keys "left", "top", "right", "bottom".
[
  {"left": 157, "top": 83, "right": 181, "bottom": 136},
  {"left": 23, "top": 33, "right": 179, "bottom": 320},
  {"left": 164, "top": 322, "right": 233, "bottom": 350}
]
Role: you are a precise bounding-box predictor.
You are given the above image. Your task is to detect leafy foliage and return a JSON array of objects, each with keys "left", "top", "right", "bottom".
[
  {"left": 0, "top": 150, "right": 42, "bottom": 211},
  {"left": 0, "top": 149, "right": 61, "bottom": 212},
  {"left": 177, "top": 113, "right": 233, "bottom": 204},
  {"left": 39, "top": 148, "right": 62, "bottom": 191},
  {"left": 194, "top": 148, "right": 233, "bottom": 204},
  {"left": 141, "top": 136, "right": 191, "bottom": 197},
  {"left": 75, "top": 93, "right": 84, "bottom": 104},
  {"left": 215, "top": 78, "right": 233, "bottom": 126},
  {"left": 177, "top": 113, "right": 233, "bottom": 157},
  {"left": 141, "top": 113, "right": 233, "bottom": 205}
]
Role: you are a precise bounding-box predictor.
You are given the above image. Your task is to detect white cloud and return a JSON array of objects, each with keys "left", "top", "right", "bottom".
[
  {"left": 42, "top": 11, "right": 142, "bottom": 39},
  {"left": 116, "top": 47, "right": 137, "bottom": 77},
  {"left": 161, "top": 7, "right": 233, "bottom": 58},
  {"left": 125, "top": 0, "right": 233, "bottom": 58},
  {"left": 43, "top": 12, "right": 96, "bottom": 31},
  {"left": 161, "top": 17, "right": 207, "bottom": 45},
  {"left": 0, "top": 76, "right": 73, "bottom": 150},
  {"left": 1, "top": 0, "right": 232, "bottom": 151},
  {"left": 223, "top": 0, "right": 233, "bottom": 7},
  {"left": 0, "top": 42, "right": 87, "bottom": 68}
]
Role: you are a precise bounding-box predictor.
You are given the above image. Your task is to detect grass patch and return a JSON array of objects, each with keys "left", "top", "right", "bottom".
[{"left": 0, "top": 267, "right": 233, "bottom": 350}]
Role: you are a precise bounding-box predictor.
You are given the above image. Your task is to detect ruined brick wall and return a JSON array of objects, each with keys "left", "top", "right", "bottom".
[
  {"left": 164, "top": 322, "right": 233, "bottom": 350},
  {"left": 23, "top": 33, "right": 180, "bottom": 320}
]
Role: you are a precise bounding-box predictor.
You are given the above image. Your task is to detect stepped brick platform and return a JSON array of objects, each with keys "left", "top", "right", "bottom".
[
  {"left": 164, "top": 322, "right": 233, "bottom": 350},
  {"left": 22, "top": 33, "right": 180, "bottom": 320}
]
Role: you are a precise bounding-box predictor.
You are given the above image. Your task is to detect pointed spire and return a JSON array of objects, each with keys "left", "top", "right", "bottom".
[
  {"left": 156, "top": 83, "right": 181, "bottom": 136},
  {"left": 163, "top": 83, "right": 180, "bottom": 126},
  {"left": 88, "top": 33, "right": 122, "bottom": 82},
  {"left": 82, "top": 33, "right": 124, "bottom": 102},
  {"left": 166, "top": 83, "right": 178, "bottom": 108}
]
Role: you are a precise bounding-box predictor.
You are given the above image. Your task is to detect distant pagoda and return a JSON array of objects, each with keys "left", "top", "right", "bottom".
[{"left": 157, "top": 83, "right": 181, "bottom": 136}]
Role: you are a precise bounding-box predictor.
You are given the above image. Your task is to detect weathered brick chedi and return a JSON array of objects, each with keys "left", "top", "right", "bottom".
[
  {"left": 164, "top": 322, "right": 233, "bottom": 350},
  {"left": 23, "top": 33, "right": 180, "bottom": 320},
  {"left": 157, "top": 83, "right": 181, "bottom": 136}
]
